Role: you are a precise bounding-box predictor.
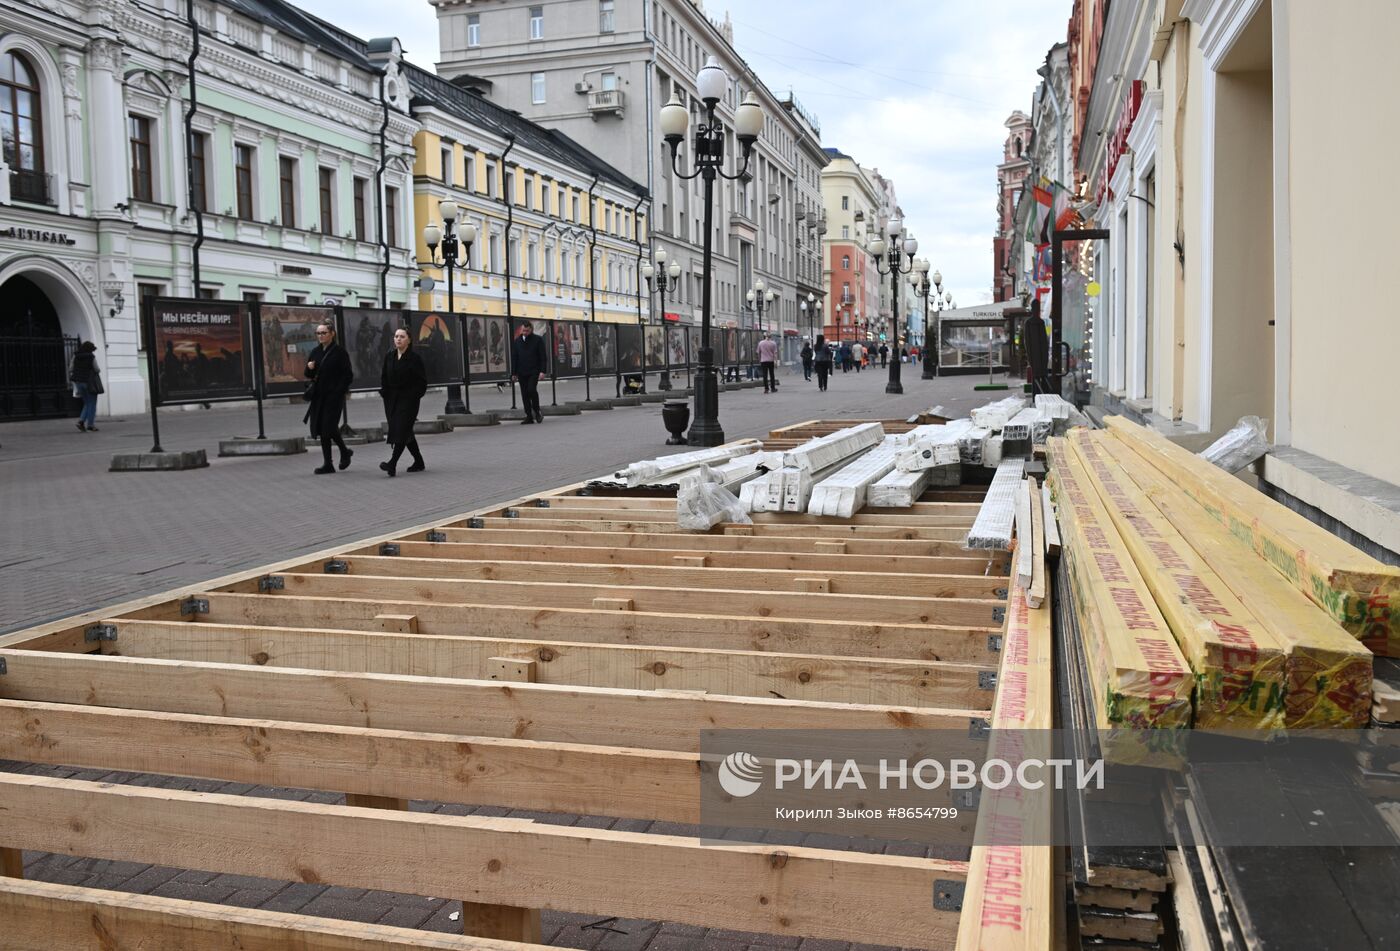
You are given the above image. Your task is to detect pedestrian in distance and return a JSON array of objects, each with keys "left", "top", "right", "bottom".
[
  {"left": 851, "top": 341, "right": 864, "bottom": 373},
  {"left": 1022, "top": 298, "right": 1053, "bottom": 395},
  {"left": 813, "top": 334, "right": 832, "bottom": 391},
  {"left": 304, "top": 322, "right": 354, "bottom": 475},
  {"left": 800, "top": 340, "right": 813, "bottom": 381},
  {"left": 839, "top": 341, "right": 852, "bottom": 373},
  {"left": 757, "top": 333, "right": 779, "bottom": 393},
  {"left": 878, "top": 343, "right": 889, "bottom": 368},
  {"left": 69, "top": 341, "right": 102, "bottom": 432},
  {"left": 510, "top": 319, "right": 548, "bottom": 424},
  {"left": 378, "top": 327, "right": 427, "bottom": 477}
]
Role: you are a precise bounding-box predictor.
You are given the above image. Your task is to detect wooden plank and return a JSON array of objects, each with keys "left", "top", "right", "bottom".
[
  {"left": 196, "top": 592, "right": 1002, "bottom": 663},
  {"left": 0, "top": 773, "right": 967, "bottom": 950},
  {"left": 429, "top": 526, "right": 977, "bottom": 557},
  {"left": 487, "top": 657, "right": 537, "bottom": 682},
  {"left": 0, "top": 878, "right": 550, "bottom": 951},
  {"left": 546, "top": 495, "right": 983, "bottom": 516},
  {"left": 1041, "top": 482, "right": 1062, "bottom": 558},
  {"left": 460, "top": 902, "right": 542, "bottom": 942},
  {"left": 0, "top": 651, "right": 984, "bottom": 753},
  {"left": 1, "top": 847, "right": 21, "bottom": 879},
  {"left": 0, "top": 698, "right": 704, "bottom": 823},
  {"left": 1105, "top": 415, "right": 1400, "bottom": 657},
  {"left": 456, "top": 516, "right": 972, "bottom": 542},
  {"left": 955, "top": 584, "right": 1055, "bottom": 951},
  {"left": 1097, "top": 434, "right": 1373, "bottom": 729},
  {"left": 1014, "top": 478, "right": 1034, "bottom": 591},
  {"left": 1028, "top": 478, "right": 1047, "bottom": 610},
  {"left": 1069, "top": 431, "right": 1288, "bottom": 731},
  {"left": 511, "top": 506, "right": 977, "bottom": 527},
  {"left": 374, "top": 614, "right": 417, "bottom": 634},
  {"left": 350, "top": 540, "right": 1000, "bottom": 578},
  {"left": 99, "top": 620, "right": 995, "bottom": 708},
  {"left": 251, "top": 572, "right": 1005, "bottom": 629}
]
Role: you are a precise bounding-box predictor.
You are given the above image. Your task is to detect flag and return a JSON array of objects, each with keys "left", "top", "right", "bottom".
[{"left": 1025, "top": 185, "right": 1054, "bottom": 245}]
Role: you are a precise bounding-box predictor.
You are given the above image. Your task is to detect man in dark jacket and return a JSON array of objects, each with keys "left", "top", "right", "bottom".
[
  {"left": 1022, "top": 298, "right": 1052, "bottom": 395},
  {"left": 511, "top": 320, "right": 549, "bottom": 424}
]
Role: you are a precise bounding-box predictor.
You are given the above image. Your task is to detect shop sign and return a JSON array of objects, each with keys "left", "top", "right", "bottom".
[
  {"left": 1, "top": 226, "right": 76, "bottom": 245},
  {"left": 1095, "top": 80, "right": 1145, "bottom": 207}
]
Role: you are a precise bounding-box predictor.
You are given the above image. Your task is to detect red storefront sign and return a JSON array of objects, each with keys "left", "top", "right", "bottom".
[
  {"left": 663, "top": 312, "right": 680, "bottom": 322},
  {"left": 1095, "top": 80, "right": 1144, "bottom": 207}
]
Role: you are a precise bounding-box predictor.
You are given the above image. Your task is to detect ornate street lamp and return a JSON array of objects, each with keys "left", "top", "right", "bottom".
[
  {"left": 660, "top": 57, "right": 763, "bottom": 446},
  {"left": 745, "top": 279, "right": 775, "bottom": 334},
  {"left": 422, "top": 200, "right": 477, "bottom": 414},
  {"left": 911, "top": 262, "right": 943, "bottom": 380},
  {"left": 642, "top": 247, "right": 682, "bottom": 390},
  {"left": 801, "top": 291, "right": 817, "bottom": 342},
  {"left": 868, "top": 213, "right": 918, "bottom": 394}
]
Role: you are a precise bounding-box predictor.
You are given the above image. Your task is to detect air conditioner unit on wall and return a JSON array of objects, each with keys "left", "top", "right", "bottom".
[{"left": 574, "top": 81, "right": 592, "bottom": 93}]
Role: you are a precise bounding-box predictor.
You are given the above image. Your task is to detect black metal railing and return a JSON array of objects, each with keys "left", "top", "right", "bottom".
[
  {"left": 0, "top": 334, "right": 79, "bottom": 419},
  {"left": 10, "top": 168, "right": 54, "bottom": 205}
]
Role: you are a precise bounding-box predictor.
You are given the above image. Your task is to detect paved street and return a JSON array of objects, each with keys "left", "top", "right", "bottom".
[{"left": 1, "top": 363, "right": 999, "bottom": 635}]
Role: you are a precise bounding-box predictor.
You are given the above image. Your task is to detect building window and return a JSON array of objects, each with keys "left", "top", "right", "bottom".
[
  {"left": 604, "top": 206, "right": 612, "bottom": 234},
  {"left": 385, "top": 187, "right": 398, "bottom": 246},
  {"left": 286, "top": 294, "right": 305, "bottom": 304},
  {"left": 571, "top": 193, "right": 579, "bottom": 222},
  {"left": 467, "top": 14, "right": 480, "bottom": 46},
  {"left": 524, "top": 174, "right": 535, "bottom": 209},
  {"left": 842, "top": 225, "right": 849, "bottom": 239},
  {"left": 233, "top": 145, "right": 257, "bottom": 220},
  {"left": 504, "top": 167, "right": 514, "bottom": 204},
  {"left": 0, "top": 52, "right": 44, "bottom": 191},
  {"left": 318, "top": 167, "right": 334, "bottom": 233},
  {"left": 189, "top": 133, "right": 208, "bottom": 212},
  {"left": 441, "top": 146, "right": 452, "bottom": 185},
  {"left": 600, "top": 71, "right": 617, "bottom": 92},
  {"left": 841, "top": 255, "right": 850, "bottom": 269},
  {"left": 278, "top": 156, "right": 296, "bottom": 227},
  {"left": 487, "top": 232, "right": 499, "bottom": 272},
  {"left": 529, "top": 6, "right": 543, "bottom": 39},
  {"left": 464, "top": 154, "right": 475, "bottom": 193},
  {"left": 197, "top": 287, "right": 218, "bottom": 300},
  {"left": 485, "top": 160, "right": 496, "bottom": 198},
  {"left": 841, "top": 196, "right": 848, "bottom": 210},
  {"left": 531, "top": 72, "right": 546, "bottom": 104},
  {"left": 599, "top": 0, "right": 614, "bottom": 33},
  {"left": 129, "top": 114, "right": 154, "bottom": 202},
  {"left": 353, "top": 176, "right": 367, "bottom": 240},
  {"left": 242, "top": 290, "right": 262, "bottom": 303}
]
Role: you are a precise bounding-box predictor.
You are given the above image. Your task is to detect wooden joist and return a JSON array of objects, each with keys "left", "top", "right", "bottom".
[
  {"left": 455, "top": 515, "right": 972, "bottom": 542},
  {"left": 0, "top": 773, "right": 967, "bottom": 950},
  {"left": 1106, "top": 415, "right": 1400, "bottom": 657},
  {"left": 426, "top": 525, "right": 980, "bottom": 557}
]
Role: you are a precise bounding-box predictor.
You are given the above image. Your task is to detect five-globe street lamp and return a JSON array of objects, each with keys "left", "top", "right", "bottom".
[
  {"left": 745, "top": 279, "right": 776, "bottom": 334},
  {"left": 869, "top": 213, "right": 918, "bottom": 394},
  {"left": 911, "top": 261, "right": 943, "bottom": 380},
  {"left": 660, "top": 57, "right": 763, "bottom": 447},
  {"left": 642, "top": 247, "right": 682, "bottom": 390},
  {"left": 422, "top": 200, "right": 477, "bottom": 415}
]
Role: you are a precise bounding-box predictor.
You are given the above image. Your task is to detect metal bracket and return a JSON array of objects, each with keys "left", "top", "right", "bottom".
[
  {"left": 0, "top": 657, "right": 6, "bottom": 675},
  {"left": 425, "top": 530, "right": 447, "bottom": 542},
  {"left": 987, "top": 634, "right": 1003, "bottom": 653},
  {"left": 466, "top": 517, "right": 485, "bottom": 529},
  {"left": 378, "top": 543, "right": 401, "bottom": 557},
  {"left": 933, "top": 879, "right": 965, "bottom": 912},
  {"left": 968, "top": 717, "right": 991, "bottom": 739},
  {"left": 978, "top": 670, "right": 998, "bottom": 691},
  {"left": 85, "top": 624, "right": 118, "bottom": 643},
  {"left": 258, "top": 575, "right": 284, "bottom": 593},
  {"left": 179, "top": 597, "right": 209, "bottom": 617},
  {"left": 579, "top": 487, "right": 594, "bottom": 496},
  {"left": 323, "top": 560, "right": 349, "bottom": 574},
  {"left": 953, "top": 788, "right": 981, "bottom": 811},
  {"left": 994, "top": 586, "right": 1008, "bottom": 599},
  {"left": 535, "top": 499, "right": 551, "bottom": 508},
  {"left": 991, "top": 606, "right": 1006, "bottom": 624},
  {"left": 503, "top": 508, "right": 520, "bottom": 519}
]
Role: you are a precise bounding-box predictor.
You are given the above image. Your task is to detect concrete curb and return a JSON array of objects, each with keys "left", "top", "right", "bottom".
[
  {"left": 110, "top": 449, "right": 209, "bottom": 472},
  {"left": 440, "top": 412, "right": 500, "bottom": 426},
  {"left": 413, "top": 419, "right": 453, "bottom": 434},
  {"left": 218, "top": 436, "right": 306, "bottom": 457},
  {"left": 540, "top": 404, "right": 582, "bottom": 416},
  {"left": 575, "top": 400, "right": 614, "bottom": 410}
]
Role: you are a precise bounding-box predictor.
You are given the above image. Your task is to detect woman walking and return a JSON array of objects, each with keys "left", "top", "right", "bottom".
[
  {"left": 304, "top": 322, "right": 354, "bottom": 475},
  {"left": 69, "top": 341, "right": 102, "bottom": 431},
  {"left": 379, "top": 327, "right": 427, "bottom": 477},
  {"left": 813, "top": 334, "right": 832, "bottom": 392}
]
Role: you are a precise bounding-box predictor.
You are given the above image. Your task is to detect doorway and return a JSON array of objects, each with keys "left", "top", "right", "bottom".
[{"left": 0, "top": 275, "right": 79, "bottom": 419}]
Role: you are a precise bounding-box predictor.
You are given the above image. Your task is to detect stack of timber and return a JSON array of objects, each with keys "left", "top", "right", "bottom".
[{"left": 0, "top": 433, "right": 1059, "bottom": 951}]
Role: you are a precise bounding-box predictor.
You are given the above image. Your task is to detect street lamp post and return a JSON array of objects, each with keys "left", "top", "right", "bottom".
[
  {"left": 660, "top": 57, "right": 763, "bottom": 447},
  {"left": 745, "top": 280, "right": 775, "bottom": 333},
  {"left": 804, "top": 291, "right": 816, "bottom": 341},
  {"left": 869, "top": 214, "right": 918, "bottom": 394},
  {"left": 642, "top": 248, "right": 682, "bottom": 391},
  {"left": 423, "top": 201, "right": 477, "bottom": 414},
  {"left": 912, "top": 263, "right": 943, "bottom": 380}
]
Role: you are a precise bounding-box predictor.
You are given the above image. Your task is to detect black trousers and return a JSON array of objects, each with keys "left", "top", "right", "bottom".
[
  {"left": 815, "top": 364, "right": 830, "bottom": 390},
  {"left": 319, "top": 430, "right": 348, "bottom": 467},
  {"left": 389, "top": 435, "right": 422, "bottom": 467},
  {"left": 760, "top": 362, "right": 776, "bottom": 390},
  {"left": 802, "top": 360, "right": 812, "bottom": 380},
  {"left": 519, "top": 376, "right": 542, "bottom": 419}
]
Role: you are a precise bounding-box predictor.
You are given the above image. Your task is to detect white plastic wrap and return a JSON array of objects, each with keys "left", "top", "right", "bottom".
[
  {"left": 965, "top": 458, "right": 1027, "bottom": 550},
  {"left": 958, "top": 426, "right": 992, "bottom": 466},
  {"left": 677, "top": 482, "right": 752, "bottom": 531},
  {"left": 1199, "top": 415, "right": 1270, "bottom": 473},
  {"left": 971, "top": 396, "right": 1027, "bottom": 432}
]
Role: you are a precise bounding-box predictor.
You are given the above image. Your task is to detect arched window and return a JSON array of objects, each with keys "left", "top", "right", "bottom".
[
  {"left": 1014, "top": 137, "right": 1023, "bottom": 157},
  {"left": 841, "top": 255, "right": 850, "bottom": 269},
  {"left": 1, "top": 52, "right": 45, "bottom": 200}
]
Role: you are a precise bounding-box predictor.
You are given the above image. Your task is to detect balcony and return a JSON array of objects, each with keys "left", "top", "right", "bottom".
[
  {"left": 587, "top": 89, "right": 625, "bottom": 117},
  {"left": 9, "top": 169, "right": 54, "bottom": 206}
]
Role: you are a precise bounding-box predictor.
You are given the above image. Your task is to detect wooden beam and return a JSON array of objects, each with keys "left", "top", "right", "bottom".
[
  {"left": 99, "top": 620, "right": 997, "bottom": 708},
  {"left": 0, "top": 651, "right": 984, "bottom": 753},
  {"left": 309, "top": 554, "right": 1006, "bottom": 600},
  {"left": 460, "top": 901, "right": 542, "bottom": 943},
  {"left": 1029, "top": 478, "right": 1047, "bottom": 610},
  {"left": 508, "top": 507, "right": 976, "bottom": 528},
  {"left": 0, "top": 774, "right": 966, "bottom": 950},
  {"left": 0, "top": 878, "right": 550, "bottom": 951},
  {"left": 1, "top": 848, "right": 21, "bottom": 879},
  {"left": 1042, "top": 482, "right": 1062, "bottom": 558},
  {"left": 197, "top": 593, "right": 1002, "bottom": 663},
  {"left": 423, "top": 525, "right": 977, "bottom": 557},
  {"left": 252, "top": 573, "right": 1004, "bottom": 629},
  {"left": 544, "top": 495, "right": 983, "bottom": 517},
  {"left": 0, "top": 699, "right": 703, "bottom": 823},
  {"left": 446, "top": 520, "right": 974, "bottom": 545}
]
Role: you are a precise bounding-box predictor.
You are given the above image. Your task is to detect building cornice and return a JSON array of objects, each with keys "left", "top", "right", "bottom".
[
  {"left": 1126, "top": 89, "right": 1163, "bottom": 168},
  {"left": 1193, "top": 0, "right": 1266, "bottom": 69}
]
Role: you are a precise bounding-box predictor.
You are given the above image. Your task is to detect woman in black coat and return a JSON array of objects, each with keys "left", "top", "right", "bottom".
[
  {"left": 304, "top": 322, "right": 354, "bottom": 474},
  {"left": 379, "top": 327, "right": 427, "bottom": 477}
]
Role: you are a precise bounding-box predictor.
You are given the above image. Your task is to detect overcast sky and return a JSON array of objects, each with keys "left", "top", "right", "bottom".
[{"left": 296, "top": 0, "right": 1069, "bottom": 306}]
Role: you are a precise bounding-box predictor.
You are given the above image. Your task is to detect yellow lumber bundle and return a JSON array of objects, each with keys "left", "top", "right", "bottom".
[
  {"left": 1046, "top": 438, "right": 1194, "bottom": 760},
  {"left": 1106, "top": 416, "right": 1400, "bottom": 658},
  {"left": 1096, "top": 434, "right": 1372, "bottom": 729},
  {"left": 1068, "top": 431, "right": 1288, "bottom": 731}
]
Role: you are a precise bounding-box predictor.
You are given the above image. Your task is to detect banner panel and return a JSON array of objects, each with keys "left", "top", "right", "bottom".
[
  {"left": 467, "top": 315, "right": 510, "bottom": 382},
  {"left": 616, "top": 324, "right": 643, "bottom": 373},
  {"left": 587, "top": 322, "right": 616, "bottom": 374},
  {"left": 259, "top": 304, "right": 334, "bottom": 397},
  {"left": 552, "top": 321, "right": 588, "bottom": 378},
  {"left": 644, "top": 325, "right": 666, "bottom": 370},
  {"left": 150, "top": 298, "right": 255, "bottom": 405},
  {"left": 345, "top": 308, "right": 399, "bottom": 390},
  {"left": 667, "top": 326, "right": 688, "bottom": 368},
  {"left": 406, "top": 310, "right": 464, "bottom": 386}
]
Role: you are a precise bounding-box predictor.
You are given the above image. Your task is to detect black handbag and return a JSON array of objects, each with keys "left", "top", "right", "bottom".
[{"left": 90, "top": 370, "right": 104, "bottom": 395}]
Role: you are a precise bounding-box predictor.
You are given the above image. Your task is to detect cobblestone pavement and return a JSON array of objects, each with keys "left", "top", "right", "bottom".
[{"left": 0, "top": 363, "right": 1002, "bottom": 949}]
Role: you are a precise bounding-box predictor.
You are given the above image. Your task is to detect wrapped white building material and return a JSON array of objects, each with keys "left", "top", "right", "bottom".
[
  {"left": 869, "top": 468, "right": 933, "bottom": 508},
  {"left": 971, "top": 396, "right": 1027, "bottom": 432},
  {"left": 781, "top": 422, "right": 885, "bottom": 471},
  {"left": 958, "top": 426, "right": 992, "bottom": 466},
  {"left": 677, "top": 483, "right": 752, "bottom": 531},
  {"left": 613, "top": 440, "right": 762, "bottom": 487},
  {"left": 983, "top": 435, "right": 1004, "bottom": 468},
  {"left": 807, "top": 438, "right": 903, "bottom": 517},
  {"left": 710, "top": 451, "right": 782, "bottom": 491},
  {"left": 1002, "top": 407, "right": 1041, "bottom": 442},
  {"left": 894, "top": 425, "right": 963, "bottom": 472},
  {"left": 964, "top": 458, "right": 1028, "bottom": 550},
  {"left": 739, "top": 468, "right": 786, "bottom": 513},
  {"left": 1199, "top": 415, "right": 1270, "bottom": 473}
]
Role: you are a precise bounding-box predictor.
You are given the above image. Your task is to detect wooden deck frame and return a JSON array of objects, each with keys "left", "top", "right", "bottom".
[{"left": 0, "top": 443, "right": 1043, "bottom": 949}]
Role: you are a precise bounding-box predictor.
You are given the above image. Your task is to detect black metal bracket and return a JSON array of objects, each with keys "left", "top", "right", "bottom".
[
  {"left": 991, "top": 606, "right": 1006, "bottom": 624},
  {"left": 258, "top": 575, "right": 284, "bottom": 593},
  {"left": 0, "top": 657, "right": 6, "bottom": 675},
  {"left": 466, "top": 517, "right": 485, "bottom": 529},
  {"left": 978, "top": 670, "right": 998, "bottom": 690},
  {"left": 85, "top": 624, "right": 118, "bottom": 643},
  {"left": 426, "top": 530, "right": 447, "bottom": 542},
  {"left": 987, "top": 634, "right": 1003, "bottom": 653},
  {"left": 324, "top": 560, "right": 349, "bottom": 574},
  {"left": 503, "top": 508, "right": 520, "bottom": 519},
  {"left": 535, "top": 499, "right": 551, "bottom": 508},
  {"left": 969, "top": 717, "right": 991, "bottom": 739},
  {"left": 952, "top": 788, "right": 981, "bottom": 812},
  {"left": 994, "top": 587, "right": 1008, "bottom": 599},
  {"left": 180, "top": 597, "right": 209, "bottom": 616},
  {"left": 378, "top": 543, "right": 400, "bottom": 556},
  {"left": 933, "top": 879, "right": 965, "bottom": 911}
]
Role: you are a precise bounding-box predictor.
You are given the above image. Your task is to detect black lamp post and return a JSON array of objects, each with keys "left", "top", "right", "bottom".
[
  {"left": 643, "top": 248, "right": 682, "bottom": 390},
  {"left": 661, "top": 57, "right": 763, "bottom": 447},
  {"left": 423, "top": 200, "right": 477, "bottom": 414},
  {"left": 869, "top": 213, "right": 918, "bottom": 395},
  {"left": 912, "top": 262, "right": 943, "bottom": 380},
  {"left": 745, "top": 280, "right": 774, "bottom": 333}
]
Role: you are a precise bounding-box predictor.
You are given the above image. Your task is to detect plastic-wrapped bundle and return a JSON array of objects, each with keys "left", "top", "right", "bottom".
[
  {"left": 782, "top": 422, "right": 885, "bottom": 472},
  {"left": 1002, "top": 407, "right": 1041, "bottom": 441},
  {"left": 808, "top": 437, "right": 902, "bottom": 517},
  {"left": 958, "top": 426, "right": 992, "bottom": 466},
  {"left": 677, "top": 482, "right": 752, "bottom": 531},
  {"left": 613, "top": 441, "right": 762, "bottom": 487},
  {"left": 971, "top": 396, "right": 1027, "bottom": 432},
  {"left": 965, "top": 458, "right": 1027, "bottom": 550},
  {"left": 1199, "top": 415, "right": 1270, "bottom": 473}
]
